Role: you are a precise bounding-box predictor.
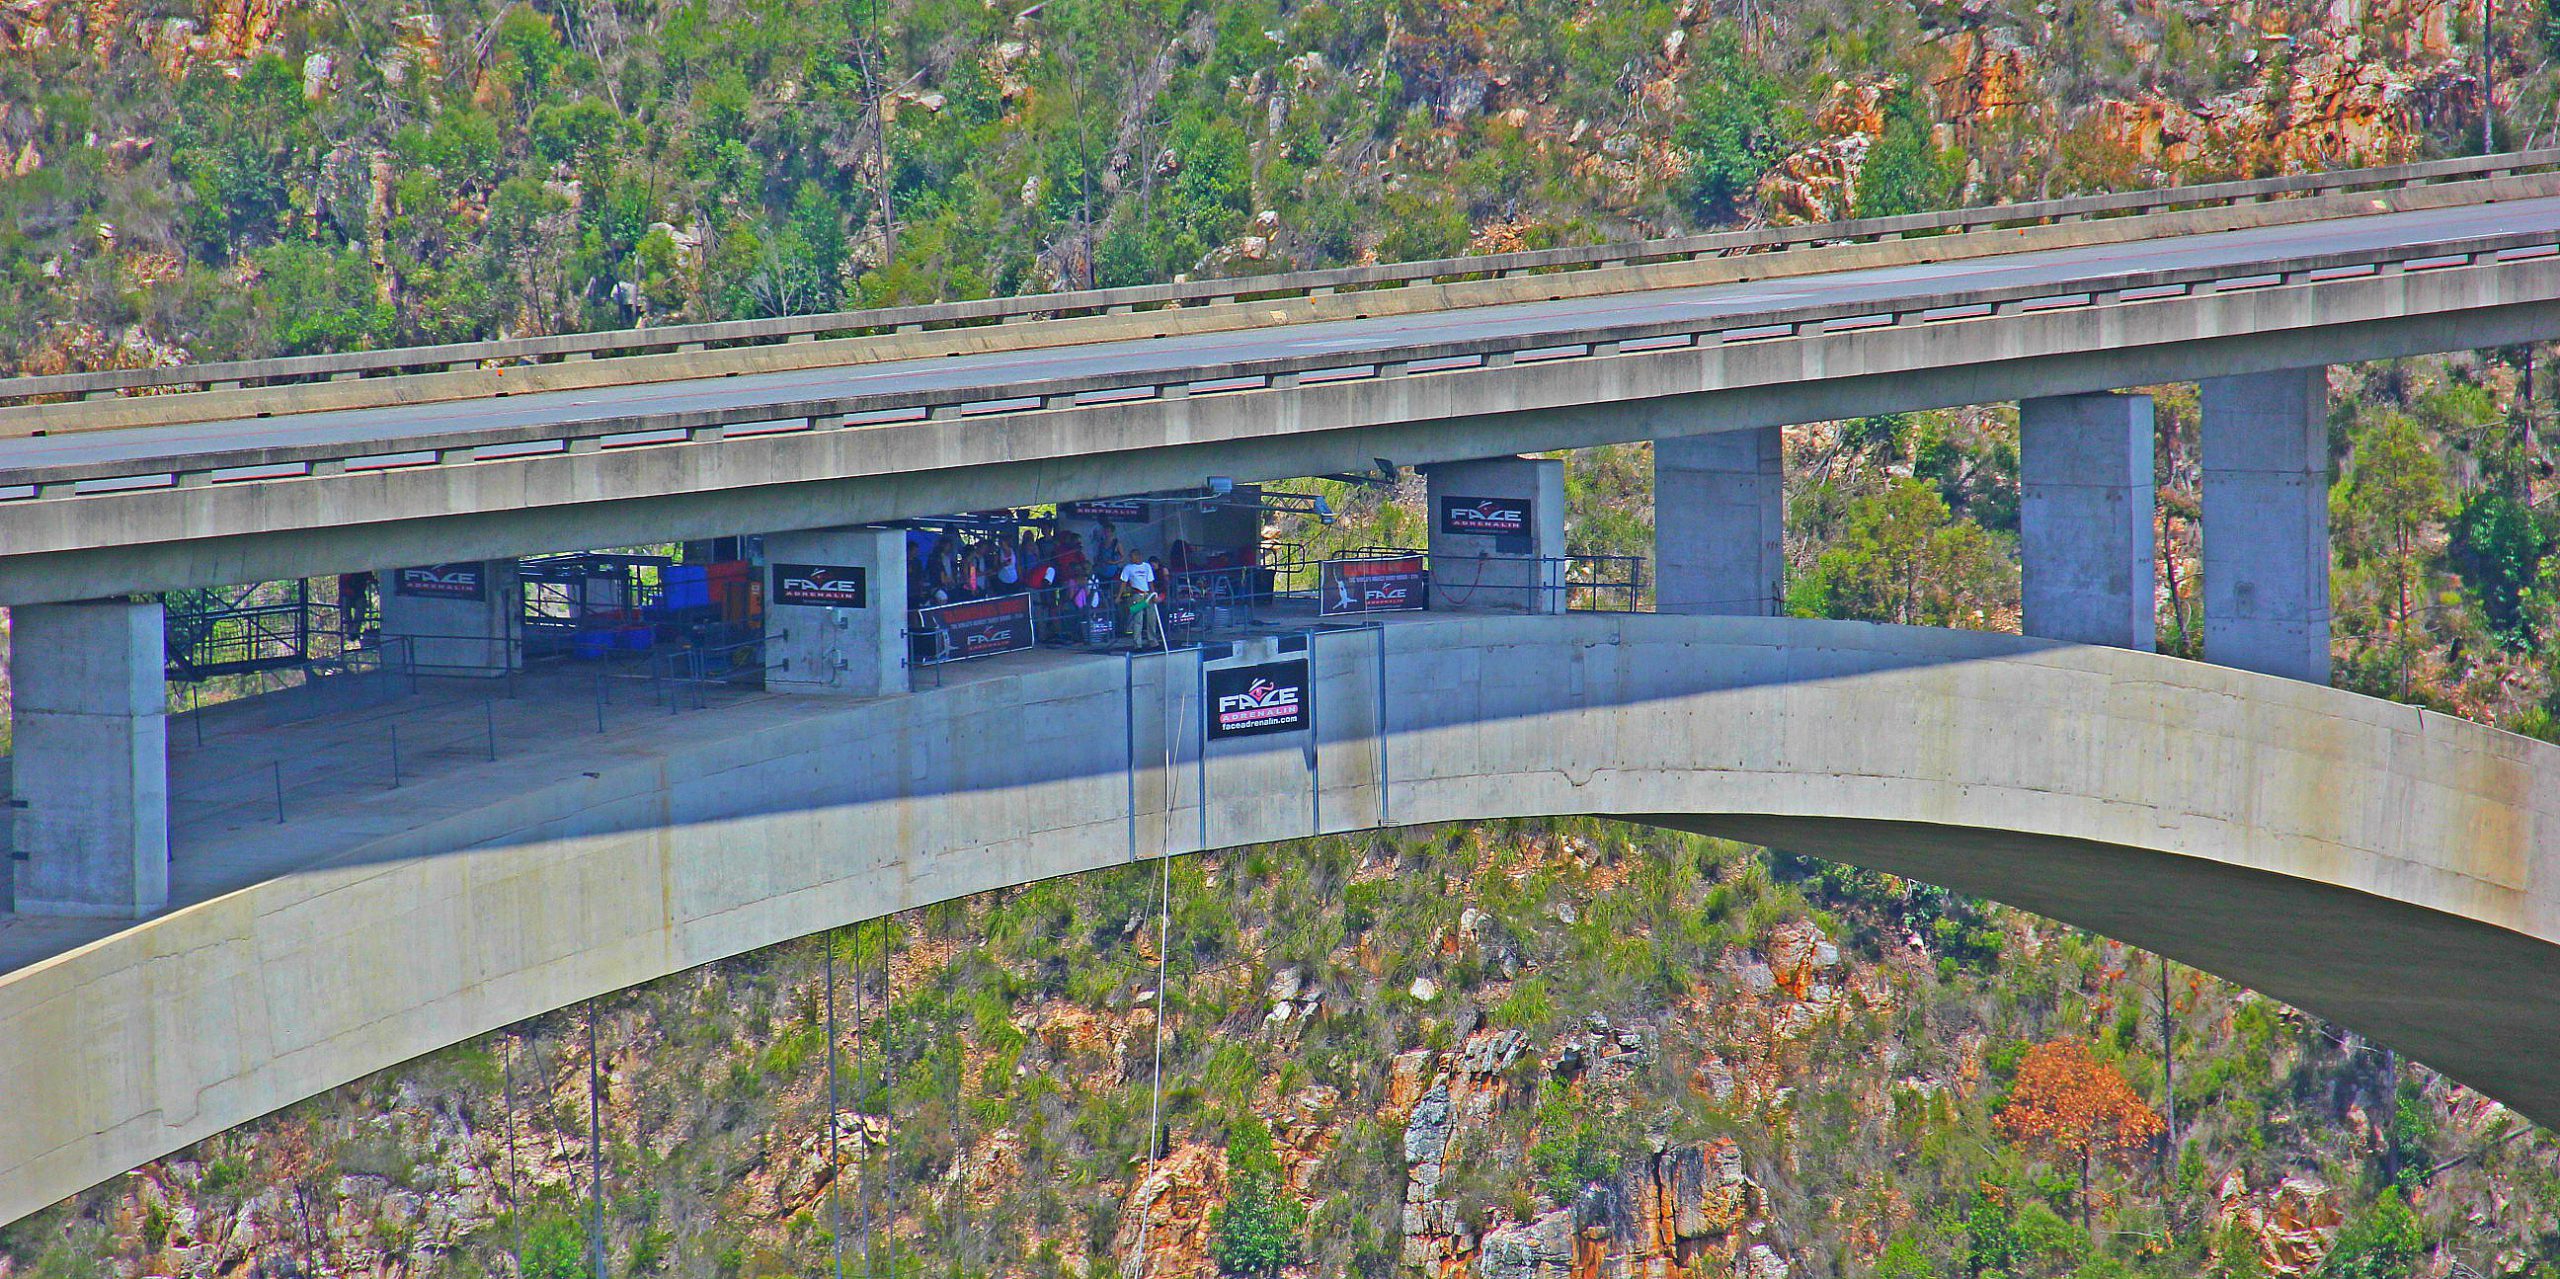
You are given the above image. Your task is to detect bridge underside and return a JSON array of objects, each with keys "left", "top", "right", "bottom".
[
  {"left": 0, "top": 613, "right": 2552, "bottom": 1227},
  {"left": 1656, "top": 815, "right": 2560, "bottom": 1109}
]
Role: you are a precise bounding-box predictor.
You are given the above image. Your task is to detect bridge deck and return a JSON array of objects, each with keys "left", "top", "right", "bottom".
[
  {"left": 8, "top": 195, "right": 2558, "bottom": 476},
  {"left": 0, "top": 603, "right": 1387, "bottom": 976}
]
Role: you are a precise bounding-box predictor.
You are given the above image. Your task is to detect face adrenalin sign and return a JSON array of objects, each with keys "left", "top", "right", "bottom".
[
  {"left": 394, "top": 563, "right": 486, "bottom": 601},
  {"left": 1318, "top": 555, "right": 1430, "bottom": 616},
  {"left": 1206, "top": 658, "right": 1311, "bottom": 740},
  {"left": 1061, "top": 499, "right": 1152, "bottom": 524},
  {"left": 1438, "top": 495, "right": 1532, "bottom": 537},
  {"left": 772, "top": 562, "right": 869, "bottom": 608},
  {"left": 924, "top": 593, "right": 1036, "bottom": 659}
]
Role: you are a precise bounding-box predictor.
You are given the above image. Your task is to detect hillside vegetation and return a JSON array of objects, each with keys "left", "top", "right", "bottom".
[
  {"left": 0, "top": 0, "right": 2538, "bottom": 373},
  {"left": 9, "top": 1, "right": 2560, "bottom": 1277}
]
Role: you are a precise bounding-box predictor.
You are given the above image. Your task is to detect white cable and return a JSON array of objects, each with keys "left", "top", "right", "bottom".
[{"left": 1136, "top": 656, "right": 1181, "bottom": 1277}]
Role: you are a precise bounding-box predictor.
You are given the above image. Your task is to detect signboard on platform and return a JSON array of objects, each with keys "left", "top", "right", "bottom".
[
  {"left": 1318, "top": 555, "right": 1430, "bottom": 617},
  {"left": 921, "top": 593, "right": 1036, "bottom": 660},
  {"left": 1438, "top": 495, "right": 1533, "bottom": 537},
  {"left": 1207, "top": 658, "right": 1311, "bottom": 740},
  {"left": 1061, "top": 498, "right": 1152, "bottom": 524},
  {"left": 393, "top": 563, "right": 487, "bottom": 601},
  {"left": 772, "top": 563, "right": 869, "bottom": 608}
]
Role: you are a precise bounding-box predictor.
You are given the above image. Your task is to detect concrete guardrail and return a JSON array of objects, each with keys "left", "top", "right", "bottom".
[
  {"left": 5, "top": 225, "right": 2554, "bottom": 500},
  {"left": 4, "top": 147, "right": 2554, "bottom": 407}
]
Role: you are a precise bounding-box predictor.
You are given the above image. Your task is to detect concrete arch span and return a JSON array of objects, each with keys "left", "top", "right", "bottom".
[{"left": 2, "top": 613, "right": 2554, "bottom": 1226}]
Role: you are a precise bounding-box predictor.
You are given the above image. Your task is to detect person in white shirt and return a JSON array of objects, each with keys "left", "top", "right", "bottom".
[{"left": 1120, "top": 557, "right": 1163, "bottom": 648}]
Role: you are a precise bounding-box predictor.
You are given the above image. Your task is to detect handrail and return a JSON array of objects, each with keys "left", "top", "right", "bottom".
[
  {"left": 6, "top": 225, "right": 2553, "bottom": 498},
  {"left": 5, "top": 148, "right": 2555, "bottom": 405}
]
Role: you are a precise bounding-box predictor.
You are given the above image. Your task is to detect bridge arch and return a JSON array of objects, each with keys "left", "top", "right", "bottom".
[{"left": 2, "top": 613, "right": 2554, "bottom": 1224}]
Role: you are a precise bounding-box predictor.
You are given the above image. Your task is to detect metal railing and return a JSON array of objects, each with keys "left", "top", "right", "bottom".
[
  {"left": 650, "top": 634, "right": 773, "bottom": 709},
  {"left": 7, "top": 223, "right": 2554, "bottom": 507},
  {"left": 5, "top": 149, "right": 2554, "bottom": 407},
  {"left": 1428, "top": 553, "right": 1649, "bottom": 613}
]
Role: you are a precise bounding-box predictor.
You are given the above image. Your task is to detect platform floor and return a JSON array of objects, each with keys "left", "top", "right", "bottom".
[{"left": 0, "top": 601, "right": 1426, "bottom": 975}]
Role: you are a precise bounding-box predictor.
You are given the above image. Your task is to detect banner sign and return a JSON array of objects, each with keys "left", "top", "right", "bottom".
[
  {"left": 1319, "top": 555, "right": 1430, "bottom": 616},
  {"left": 772, "top": 563, "right": 869, "bottom": 608},
  {"left": 394, "top": 563, "right": 486, "bottom": 601},
  {"left": 921, "top": 593, "right": 1035, "bottom": 660},
  {"left": 1207, "top": 658, "right": 1311, "bottom": 740},
  {"left": 1163, "top": 598, "right": 1204, "bottom": 632},
  {"left": 1062, "top": 498, "right": 1152, "bottom": 524},
  {"left": 1439, "top": 495, "right": 1533, "bottom": 537}
]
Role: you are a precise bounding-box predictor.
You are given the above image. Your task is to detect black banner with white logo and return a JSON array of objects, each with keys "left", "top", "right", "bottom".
[
  {"left": 1061, "top": 498, "right": 1152, "bottom": 524},
  {"left": 1207, "top": 658, "right": 1311, "bottom": 740},
  {"left": 920, "top": 593, "right": 1036, "bottom": 660},
  {"left": 1318, "top": 555, "right": 1430, "bottom": 616},
  {"left": 394, "top": 563, "right": 487, "bottom": 601},
  {"left": 772, "top": 563, "right": 869, "bottom": 608},
  {"left": 1438, "top": 495, "right": 1533, "bottom": 537}
]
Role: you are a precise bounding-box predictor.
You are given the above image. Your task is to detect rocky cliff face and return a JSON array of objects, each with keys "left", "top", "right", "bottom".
[{"left": 1754, "top": 0, "right": 2487, "bottom": 223}]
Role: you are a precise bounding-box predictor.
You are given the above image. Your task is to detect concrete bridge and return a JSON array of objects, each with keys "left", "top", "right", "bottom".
[
  {"left": 6, "top": 155, "right": 2560, "bottom": 1225},
  {"left": 2, "top": 613, "right": 2556, "bottom": 1228}
]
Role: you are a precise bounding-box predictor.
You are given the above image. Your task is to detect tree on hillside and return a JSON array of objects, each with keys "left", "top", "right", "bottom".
[
  {"left": 1210, "top": 1117, "right": 1305, "bottom": 1278},
  {"left": 1997, "top": 1039, "right": 2165, "bottom": 1233},
  {"left": 1787, "top": 478, "right": 2015, "bottom": 627},
  {"left": 1677, "top": 26, "right": 1789, "bottom": 224},
  {"left": 2318, "top": 1189, "right": 2422, "bottom": 1279},
  {"left": 2334, "top": 409, "right": 2451, "bottom": 694},
  {"left": 1854, "top": 86, "right": 1964, "bottom": 219}
]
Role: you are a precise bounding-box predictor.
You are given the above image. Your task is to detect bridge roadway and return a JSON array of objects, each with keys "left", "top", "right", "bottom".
[
  {"left": 13, "top": 196, "right": 2556, "bottom": 469},
  {"left": 2, "top": 612, "right": 2556, "bottom": 1225},
  {"left": 6, "top": 178, "right": 2560, "bottom": 602}
]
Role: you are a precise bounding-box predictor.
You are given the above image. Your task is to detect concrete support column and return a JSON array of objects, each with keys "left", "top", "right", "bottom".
[
  {"left": 2020, "top": 393, "right": 2157, "bottom": 650},
  {"left": 1423, "top": 456, "right": 1567, "bottom": 613},
  {"left": 766, "top": 528, "right": 910, "bottom": 697},
  {"left": 6, "top": 600, "right": 168, "bottom": 918},
  {"left": 2202, "top": 369, "right": 2331, "bottom": 683},
  {"left": 1654, "top": 427, "right": 1784, "bottom": 615},
  {"left": 378, "top": 560, "right": 522, "bottom": 677}
]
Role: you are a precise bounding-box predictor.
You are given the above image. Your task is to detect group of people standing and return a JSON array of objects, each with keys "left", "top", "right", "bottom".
[{"left": 903, "top": 517, "right": 1183, "bottom": 649}]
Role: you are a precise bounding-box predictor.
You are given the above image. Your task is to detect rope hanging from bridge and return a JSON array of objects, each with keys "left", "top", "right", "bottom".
[
  {"left": 827, "top": 929, "right": 844, "bottom": 1279},
  {"left": 855, "top": 922, "right": 871, "bottom": 1279},
  {"left": 586, "top": 999, "right": 606, "bottom": 1279},
  {"left": 1135, "top": 653, "right": 1186, "bottom": 1277}
]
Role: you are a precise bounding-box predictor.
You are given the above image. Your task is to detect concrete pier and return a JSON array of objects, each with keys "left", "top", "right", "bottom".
[
  {"left": 2202, "top": 369, "right": 2331, "bottom": 683},
  {"left": 5, "top": 600, "right": 167, "bottom": 918},
  {"left": 766, "top": 528, "right": 910, "bottom": 697},
  {"left": 1423, "top": 456, "right": 1566, "bottom": 613},
  {"left": 377, "top": 560, "right": 522, "bottom": 677},
  {"left": 2020, "top": 393, "right": 2157, "bottom": 650},
  {"left": 1655, "top": 428, "right": 1784, "bottom": 616}
]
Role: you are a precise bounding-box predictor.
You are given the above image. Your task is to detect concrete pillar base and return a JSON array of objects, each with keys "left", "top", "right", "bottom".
[
  {"left": 378, "top": 561, "right": 523, "bottom": 677},
  {"left": 1423, "top": 456, "right": 1567, "bottom": 614},
  {"left": 1655, "top": 427, "right": 1784, "bottom": 616},
  {"left": 2203, "top": 369, "right": 2331, "bottom": 683},
  {"left": 7, "top": 600, "right": 169, "bottom": 919},
  {"left": 767, "top": 528, "right": 910, "bottom": 697},
  {"left": 2021, "top": 392, "right": 2157, "bottom": 650}
]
